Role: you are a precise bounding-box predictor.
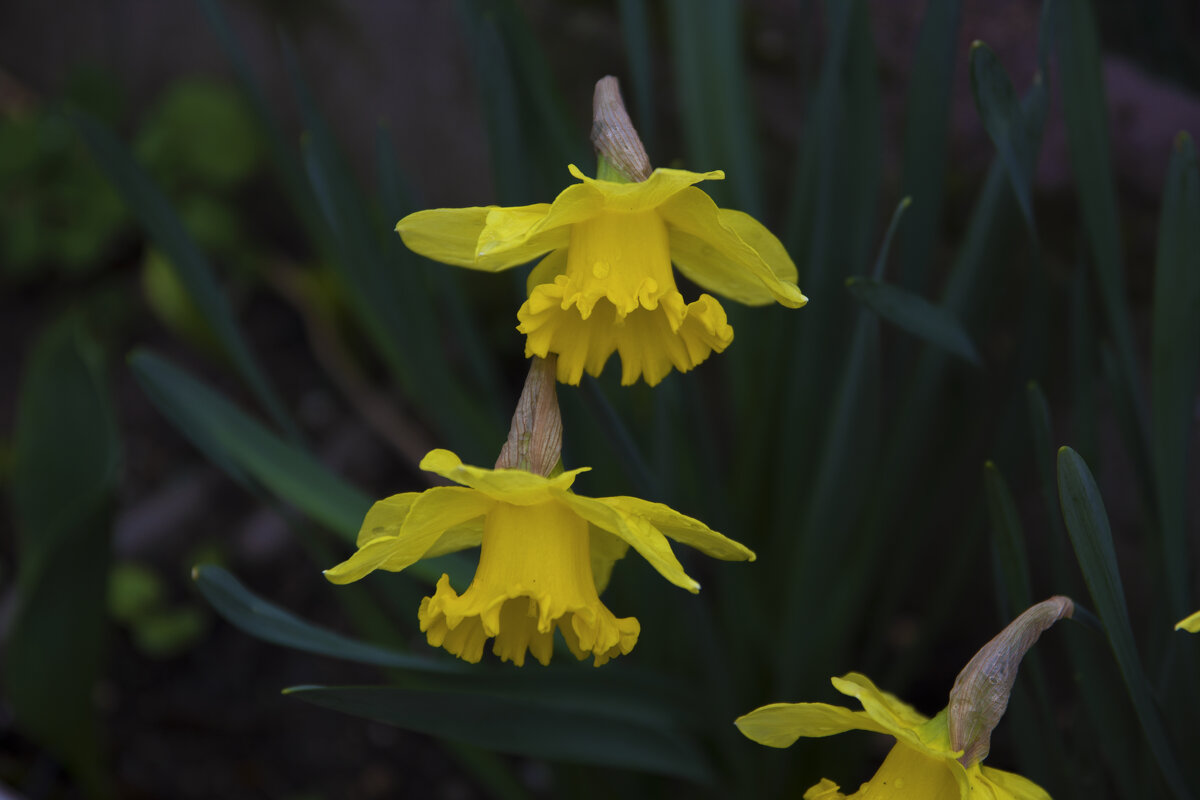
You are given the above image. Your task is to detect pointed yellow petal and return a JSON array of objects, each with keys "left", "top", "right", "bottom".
[
  {"left": 567, "top": 164, "right": 723, "bottom": 213},
  {"left": 555, "top": 491, "right": 699, "bottom": 592},
  {"left": 977, "top": 765, "right": 1054, "bottom": 800},
  {"left": 802, "top": 778, "right": 848, "bottom": 800},
  {"left": 356, "top": 492, "right": 420, "bottom": 547},
  {"left": 831, "top": 673, "right": 933, "bottom": 742},
  {"left": 324, "top": 485, "right": 492, "bottom": 583},
  {"left": 1175, "top": 610, "right": 1200, "bottom": 632},
  {"left": 419, "top": 448, "right": 589, "bottom": 505},
  {"left": 423, "top": 518, "right": 485, "bottom": 558},
  {"left": 396, "top": 203, "right": 568, "bottom": 271},
  {"left": 589, "top": 526, "right": 630, "bottom": 593},
  {"left": 596, "top": 496, "right": 754, "bottom": 561},
  {"left": 735, "top": 702, "right": 891, "bottom": 747},
  {"left": 661, "top": 188, "right": 807, "bottom": 307}
]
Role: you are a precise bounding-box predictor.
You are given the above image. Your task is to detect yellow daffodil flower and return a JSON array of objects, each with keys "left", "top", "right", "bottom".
[
  {"left": 1176, "top": 611, "right": 1200, "bottom": 632},
  {"left": 326, "top": 449, "right": 754, "bottom": 666},
  {"left": 735, "top": 673, "right": 1051, "bottom": 799},
  {"left": 396, "top": 165, "right": 806, "bottom": 386}
]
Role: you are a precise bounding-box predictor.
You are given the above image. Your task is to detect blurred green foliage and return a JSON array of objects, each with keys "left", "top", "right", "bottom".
[{"left": 5, "top": 0, "right": 1199, "bottom": 798}]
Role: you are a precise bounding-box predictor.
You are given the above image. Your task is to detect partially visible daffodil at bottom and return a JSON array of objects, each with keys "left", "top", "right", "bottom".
[
  {"left": 325, "top": 449, "right": 753, "bottom": 666},
  {"left": 1176, "top": 610, "right": 1200, "bottom": 632},
  {"left": 737, "top": 597, "right": 1075, "bottom": 799},
  {"left": 735, "top": 673, "right": 1051, "bottom": 799}
]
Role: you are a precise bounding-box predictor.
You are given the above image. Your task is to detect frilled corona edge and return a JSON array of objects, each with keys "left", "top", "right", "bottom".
[
  {"left": 396, "top": 165, "right": 806, "bottom": 386},
  {"left": 325, "top": 449, "right": 754, "bottom": 666},
  {"left": 734, "top": 673, "right": 1052, "bottom": 800}
]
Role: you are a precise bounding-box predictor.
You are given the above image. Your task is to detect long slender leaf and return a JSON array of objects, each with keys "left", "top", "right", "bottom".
[
  {"left": 1057, "top": 447, "right": 1192, "bottom": 799},
  {"left": 617, "top": 0, "right": 656, "bottom": 156},
  {"left": 5, "top": 315, "right": 118, "bottom": 796},
  {"left": 664, "top": 0, "right": 760, "bottom": 215},
  {"left": 969, "top": 41, "right": 1037, "bottom": 234},
  {"left": 1151, "top": 132, "right": 1200, "bottom": 618},
  {"left": 193, "top": 565, "right": 461, "bottom": 672},
  {"left": 897, "top": 0, "right": 962, "bottom": 294},
  {"left": 129, "top": 349, "right": 471, "bottom": 586},
  {"left": 846, "top": 276, "right": 982, "bottom": 365},
  {"left": 285, "top": 684, "right": 714, "bottom": 784},
  {"left": 1056, "top": 0, "right": 1153, "bottom": 515},
  {"left": 74, "top": 112, "right": 299, "bottom": 442}
]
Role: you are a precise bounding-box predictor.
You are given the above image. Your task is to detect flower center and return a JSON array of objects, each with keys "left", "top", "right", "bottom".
[{"left": 564, "top": 209, "right": 675, "bottom": 319}]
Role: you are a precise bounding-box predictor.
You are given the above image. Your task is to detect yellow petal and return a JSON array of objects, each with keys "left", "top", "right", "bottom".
[
  {"left": 356, "top": 492, "right": 420, "bottom": 547},
  {"left": 518, "top": 284, "right": 733, "bottom": 386},
  {"left": 976, "top": 765, "right": 1054, "bottom": 800},
  {"left": 1175, "top": 610, "right": 1200, "bottom": 632},
  {"left": 589, "top": 526, "right": 631, "bottom": 594},
  {"left": 661, "top": 188, "right": 807, "bottom": 307},
  {"left": 567, "top": 163, "right": 723, "bottom": 213},
  {"left": 554, "top": 490, "right": 699, "bottom": 592},
  {"left": 734, "top": 702, "right": 891, "bottom": 748},
  {"left": 419, "top": 448, "right": 588, "bottom": 505},
  {"left": 396, "top": 204, "right": 568, "bottom": 271},
  {"left": 831, "top": 673, "right": 941, "bottom": 758},
  {"left": 324, "top": 486, "right": 492, "bottom": 583},
  {"left": 423, "top": 518, "right": 484, "bottom": 558},
  {"left": 597, "top": 496, "right": 754, "bottom": 562},
  {"left": 802, "top": 778, "right": 848, "bottom": 800}
]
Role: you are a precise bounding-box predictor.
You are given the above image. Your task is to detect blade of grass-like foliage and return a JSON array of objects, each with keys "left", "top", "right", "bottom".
[
  {"left": 195, "top": 0, "right": 325, "bottom": 237},
  {"left": 969, "top": 41, "right": 1037, "bottom": 235},
  {"left": 846, "top": 277, "right": 982, "bottom": 365},
  {"left": 74, "top": 112, "right": 300, "bottom": 442},
  {"left": 194, "top": 565, "right": 461, "bottom": 671},
  {"left": 1055, "top": 0, "right": 1152, "bottom": 514},
  {"left": 897, "top": 0, "right": 962, "bottom": 294},
  {"left": 455, "top": 0, "right": 582, "bottom": 202},
  {"left": 1027, "top": 385, "right": 1138, "bottom": 798},
  {"left": 280, "top": 38, "right": 499, "bottom": 461},
  {"left": 1151, "top": 132, "right": 1200, "bottom": 618},
  {"left": 285, "top": 684, "right": 714, "bottom": 784},
  {"left": 1026, "top": 383, "right": 1071, "bottom": 585},
  {"left": 771, "top": 0, "right": 878, "bottom": 529},
  {"left": 376, "top": 125, "right": 504, "bottom": 419},
  {"left": 580, "top": 378, "right": 664, "bottom": 503},
  {"left": 4, "top": 315, "right": 118, "bottom": 796},
  {"left": 1057, "top": 447, "right": 1192, "bottom": 799},
  {"left": 129, "top": 349, "right": 470, "bottom": 586},
  {"left": 772, "top": 197, "right": 907, "bottom": 697},
  {"left": 617, "top": 0, "right": 656, "bottom": 157},
  {"left": 983, "top": 462, "right": 1034, "bottom": 612},
  {"left": 664, "top": 0, "right": 760, "bottom": 215}
]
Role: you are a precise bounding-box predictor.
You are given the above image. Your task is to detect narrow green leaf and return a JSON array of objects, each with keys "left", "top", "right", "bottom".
[
  {"left": 74, "top": 111, "right": 299, "bottom": 443},
  {"left": 195, "top": 0, "right": 326, "bottom": 238},
  {"left": 1056, "top": 0, "right": 1150, "bottom": 502},
  {"left": 616, "top": 0, "right": 656, "bottom": 156},
  {"left": 1151, "top": 132, "right": 1200, "bottom": 617},
  {"left": 846, "top": 276, "right": 982, "bottom": 365},
  {"left": 193, "top": 565, "right": 460, "bottom": 671},
  {"left": 1057, "top": 447, "right": 1192, "bottom": 799},
  {"left": 129, "top": 349, "right": 470, "bottom": 586},
  {"left": 983, "top": 462, "right": 1034, "bottom": 612},
  {"left": 285, "top": 684, "right": 714, "bottom": 784},
  {"left": 897, "top": 0, "right": 962, "bottom": 293},
  {"left": 664, "top": 0, "right": 760, "bottom": 214},
  {"left": 5, "top": 315, "right": 118, "bottom": 796},
  {"left": 968, "top": 41, "right": 1037, "bottom": 234}
]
